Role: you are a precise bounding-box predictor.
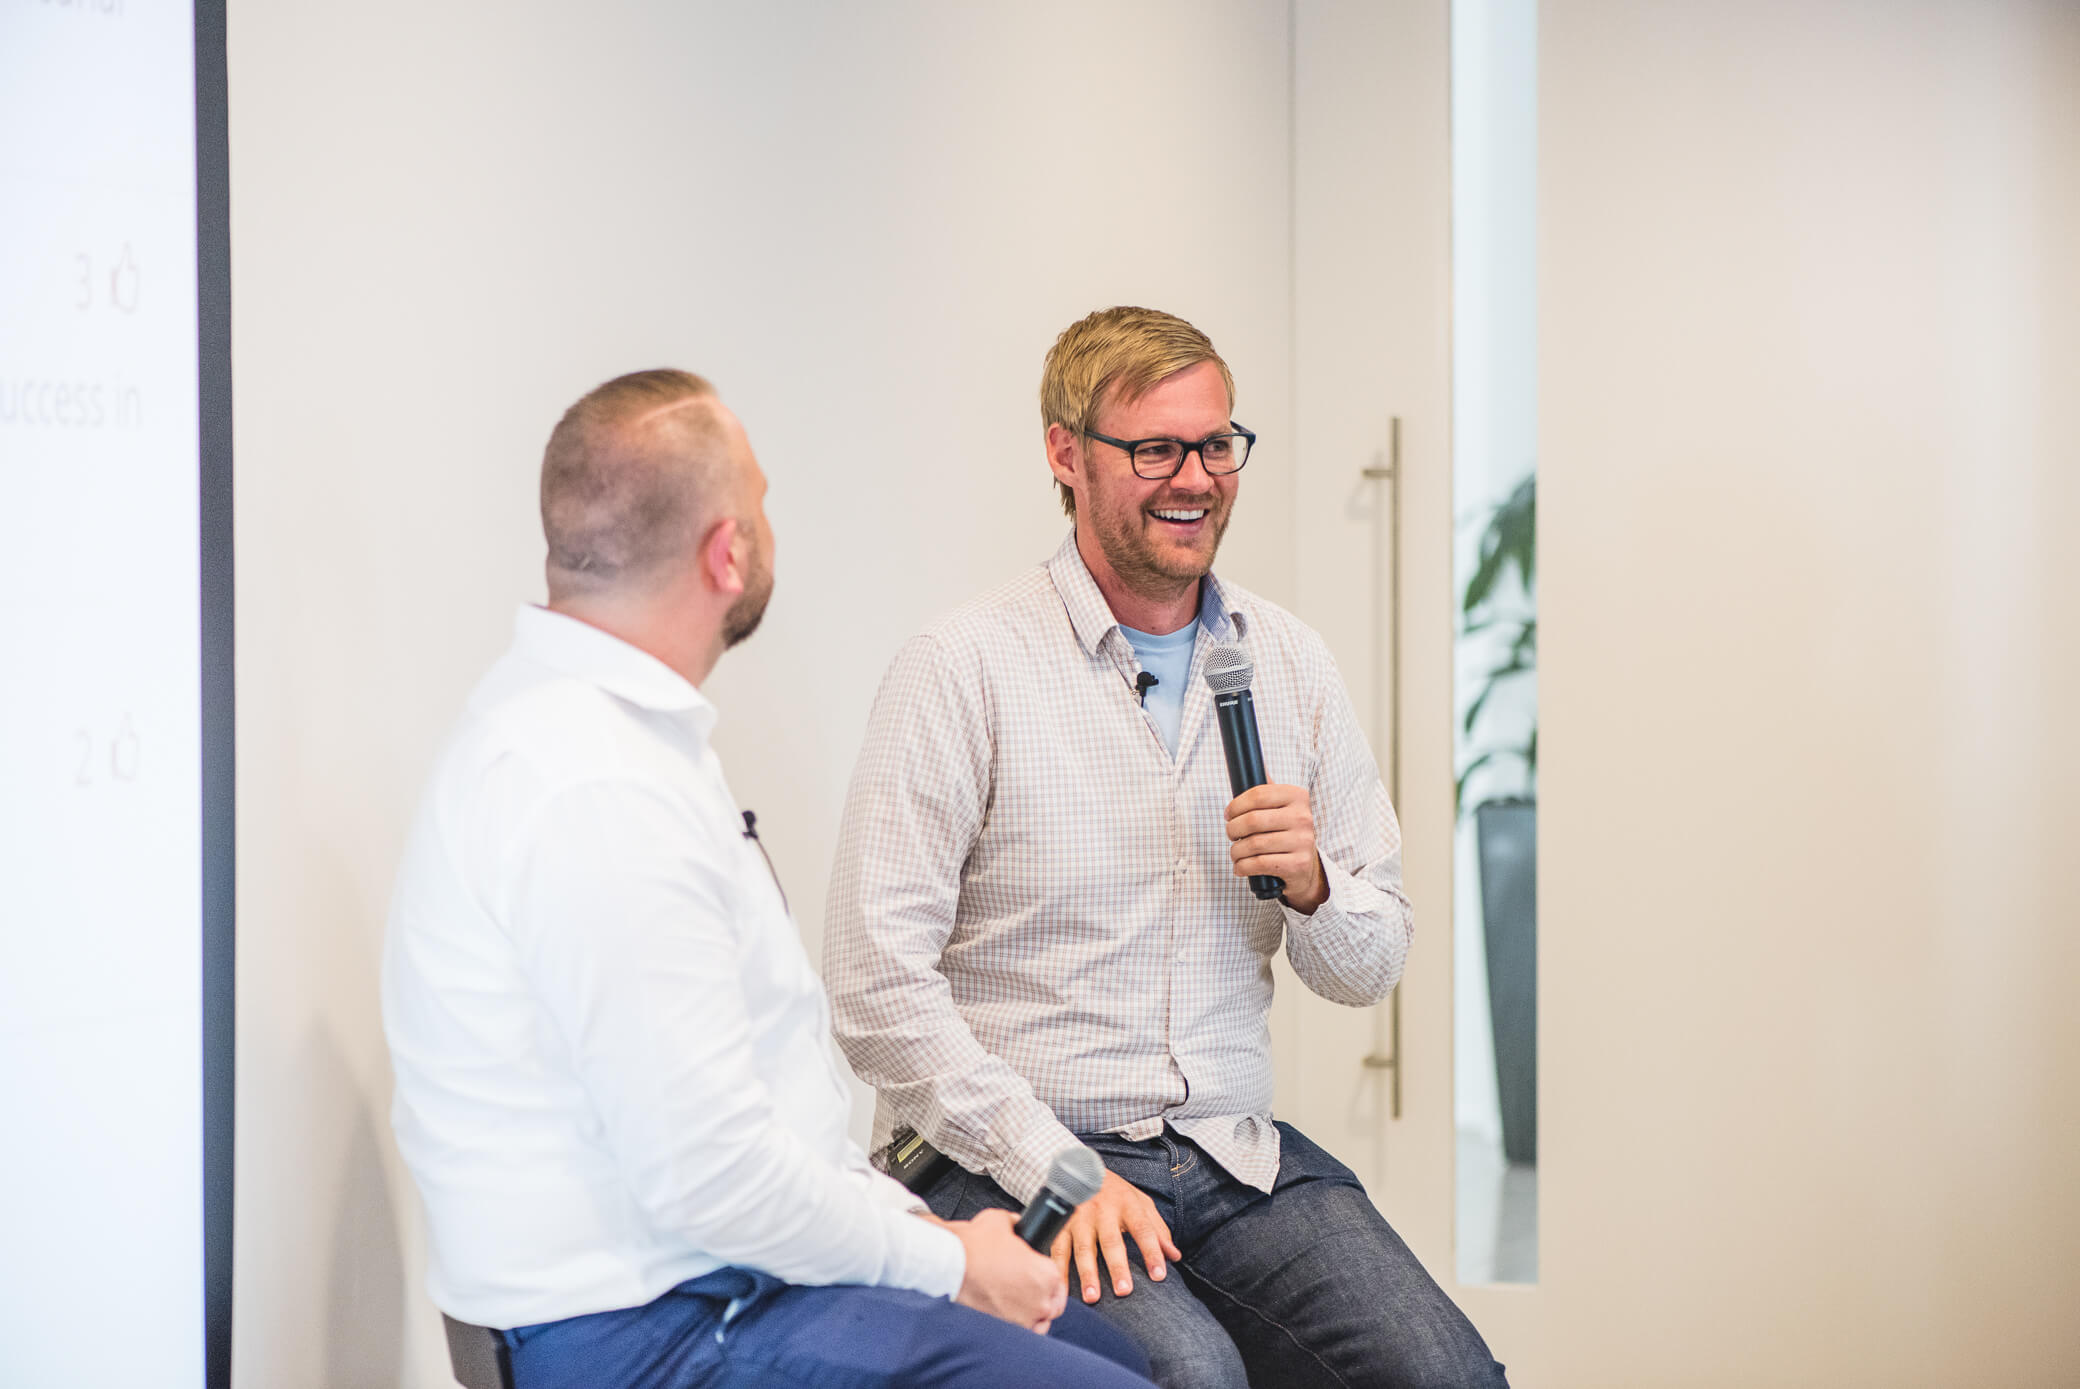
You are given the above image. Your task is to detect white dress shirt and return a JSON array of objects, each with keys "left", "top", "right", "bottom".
[
  {"left": 826, "top": 536, "right": 1413, "bottom": 1205},
  {"left": 383, "top": 606, "right": 963, "bottom": 1330}
]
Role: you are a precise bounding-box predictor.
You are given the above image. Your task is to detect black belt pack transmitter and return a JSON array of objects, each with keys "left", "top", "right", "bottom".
[{"left": 886, "top": 1126, "right": 954, "bottom": 1195}]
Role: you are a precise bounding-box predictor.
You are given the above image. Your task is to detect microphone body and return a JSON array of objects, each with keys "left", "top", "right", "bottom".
[
  {"left": 1014, "top": 1188, "right": 1080, "bottom": 1252},
  {"left": 1205, "top": 645, "right": 1285, "bottom": 901},
  {"left": 1016, "top": 1146, "right": 1107, "bottom": 1252}
]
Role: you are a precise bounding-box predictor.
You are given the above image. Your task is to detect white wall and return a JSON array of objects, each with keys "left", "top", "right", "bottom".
[
  {"left": 229, "top": 3, "right": 1299, "bottom": 1383},
  {"left": 1539, "top": 1, "right": 2080, "bottom": 1382}
]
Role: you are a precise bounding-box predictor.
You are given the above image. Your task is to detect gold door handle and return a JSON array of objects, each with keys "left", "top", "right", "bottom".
[{"left": 1360, "top": 417, "right": 1403, "bottom": 1120}]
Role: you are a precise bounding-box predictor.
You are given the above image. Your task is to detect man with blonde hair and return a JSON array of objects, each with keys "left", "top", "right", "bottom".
[
  {"left": 384, "top": 370, "right": 1155, "bottom": 1389},
  {"left": 827, "top": 310, "right": 1507, "bottom": 1387}
]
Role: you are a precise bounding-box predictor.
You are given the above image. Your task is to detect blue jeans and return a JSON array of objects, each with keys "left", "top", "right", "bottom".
[
  {"left": 924, "top": 1123, "right": 1508, "bottom": 1389},
  {"left": 503, "top": 1266, "right": 1156, "bottom": 1389}
]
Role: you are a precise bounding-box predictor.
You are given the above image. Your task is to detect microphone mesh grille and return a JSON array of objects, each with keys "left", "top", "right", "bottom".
[
  {"left": 1202, "top": 641, "right": 1254, "bottom": 695},
  {"left": 1047, "top": 1146, "right": 1107, "bottom": 1206}
]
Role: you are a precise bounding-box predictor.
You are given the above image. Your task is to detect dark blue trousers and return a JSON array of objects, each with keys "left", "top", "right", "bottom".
[
  {"left": 925, "top": 1122, "right": 1509, "bottom": 1389},
  {"left": 503, "top": 1266, "right": 1156, "bottom": 1389}
]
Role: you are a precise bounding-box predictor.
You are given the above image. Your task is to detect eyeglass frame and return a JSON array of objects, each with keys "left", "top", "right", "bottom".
[{"left": 1082, "top": 422, "right": 1258, "bottom": 480}]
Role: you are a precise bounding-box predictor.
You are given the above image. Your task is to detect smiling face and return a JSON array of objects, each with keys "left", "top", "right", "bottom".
[{"left": 1060, "top": 359, "right": 1238, "bottom": 602}]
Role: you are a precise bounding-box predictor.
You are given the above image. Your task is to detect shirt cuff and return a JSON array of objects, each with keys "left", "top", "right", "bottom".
[
  {"left": 863, "top": 1166, "right": 930, "bottom": 1217},
  {"left": 1282, "top": 855, "right": 1373, "bottom": 933},
  {"left": 882, "top": 1210, "right": 966, "bottom": 1301},
  {"left": 1279, "top": 854, "right": 1409, "bottom": 1005},
  {"left": 986, "top": 1103, "right": 1086, "bottom": 1207},
  {"left": 1272, "top": 856, "right": 1339, "bottom": 923}
]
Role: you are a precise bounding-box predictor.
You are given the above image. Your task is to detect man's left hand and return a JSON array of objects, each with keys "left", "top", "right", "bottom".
[{"left": 1225, "top": 783, "right": 1328, "bottom": 913}]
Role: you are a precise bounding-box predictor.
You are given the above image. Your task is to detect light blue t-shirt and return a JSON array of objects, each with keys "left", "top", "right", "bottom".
[{"left": 1120, "top": 618, "right": 1199, "bottom": 755}]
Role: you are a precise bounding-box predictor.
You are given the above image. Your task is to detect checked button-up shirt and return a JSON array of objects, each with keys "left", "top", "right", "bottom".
[{"left": 824, "top": 534, "right": 1413, "bottom": 1204}]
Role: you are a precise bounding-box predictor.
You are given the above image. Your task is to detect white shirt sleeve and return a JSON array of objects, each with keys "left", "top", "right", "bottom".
[{"left": 502, "top": 776, "right": 965, "bottom": 1300}]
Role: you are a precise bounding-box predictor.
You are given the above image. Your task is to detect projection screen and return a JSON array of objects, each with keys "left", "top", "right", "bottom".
[{"left": 0, "top": 1, "right": 234, "bottom": 1383}]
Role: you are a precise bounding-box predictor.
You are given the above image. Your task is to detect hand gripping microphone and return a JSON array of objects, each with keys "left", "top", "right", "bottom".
[
  {"left": 1015, "top": 1146, "right": 1107, "bottom": 1252},
  {"left": 1203, "top": 641, "right": 1285, "bottom": 901}
]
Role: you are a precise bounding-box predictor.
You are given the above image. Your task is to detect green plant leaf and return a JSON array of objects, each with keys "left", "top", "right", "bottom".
[
  {"left": 1454, "top": 751, "right": 1497, "bottom": 814},
  {"left": 1464, "top": 475, "right": 1536, "bottom": 615},
  {"left": 1459, "top": 475, "right": 1536, "bottom": 812},
  {"left": 1500, "top": 474, "right": 1535, "bottom": 591},
  {"left": 1463, "top": 537, "right": 1506, "bottom": 615}
]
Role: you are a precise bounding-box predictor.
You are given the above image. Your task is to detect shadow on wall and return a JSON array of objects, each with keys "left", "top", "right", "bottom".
[{"left": 308, "top": 1025, "right": 407, "bottom": 1388}]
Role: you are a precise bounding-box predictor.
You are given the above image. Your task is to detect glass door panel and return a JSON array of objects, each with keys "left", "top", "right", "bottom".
[{"left": 1451, "top": 0, "right": 1538, "bottom": 1286}]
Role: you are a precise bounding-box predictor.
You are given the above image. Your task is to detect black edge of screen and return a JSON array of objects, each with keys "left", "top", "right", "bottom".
[{"left": 194, "top": 0, "right": 234, "bottom": 1384}]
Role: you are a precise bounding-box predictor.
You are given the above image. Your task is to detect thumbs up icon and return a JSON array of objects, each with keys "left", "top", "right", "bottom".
[{"left": 109, "top": 244, "right": 141, "bottom": 314}]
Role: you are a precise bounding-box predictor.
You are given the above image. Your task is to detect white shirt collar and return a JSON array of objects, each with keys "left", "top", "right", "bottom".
[{"left": 510, "top": 605, "right": 719, "bottom": 741}]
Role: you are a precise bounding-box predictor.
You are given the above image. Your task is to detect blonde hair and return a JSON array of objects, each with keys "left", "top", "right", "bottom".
[
  {"left": 1039, "top": 306, "right": 1235, "bottom": 517},
  {"left": 540, "top": 368, "right": 724, "bottom": 599}
]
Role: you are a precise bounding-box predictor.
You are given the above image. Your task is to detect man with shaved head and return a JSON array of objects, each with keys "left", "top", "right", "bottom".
[
  {"left": 384, "top": 371, "right": 1155, "bottom": 1389},
  {"left": 537, "top": 370, "right": 771, "bottom": 642}
]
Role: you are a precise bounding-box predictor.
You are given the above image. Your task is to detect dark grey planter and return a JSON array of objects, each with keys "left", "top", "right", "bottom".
[{"left": 1475, "top": 799, "right": 1537, "bottom": 1165}]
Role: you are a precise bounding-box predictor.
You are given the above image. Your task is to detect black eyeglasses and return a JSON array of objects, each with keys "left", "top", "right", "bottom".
[{"left": 1084, "top": 422, "right": 1256, "bottom": 480}]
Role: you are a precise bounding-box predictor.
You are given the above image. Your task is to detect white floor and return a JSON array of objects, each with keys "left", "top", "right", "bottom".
[{"left": 1456, "top": 1127, "right": 1537, "bottom": 1285}]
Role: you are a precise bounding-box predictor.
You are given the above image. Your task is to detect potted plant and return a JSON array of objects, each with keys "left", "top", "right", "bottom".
[{"left": 1458, "top": 474, "right": 1537, "bottom": 1166}]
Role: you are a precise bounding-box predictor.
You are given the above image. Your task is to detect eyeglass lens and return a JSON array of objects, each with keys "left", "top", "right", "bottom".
[{"left": 1133, "top": 434, "right": 1250, "bottom": 478}]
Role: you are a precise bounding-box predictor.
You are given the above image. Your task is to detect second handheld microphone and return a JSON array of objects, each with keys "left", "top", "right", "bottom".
[
  {"left": 1015, "top": 1146, "right": 1107, "bottom": 1252},
  {"left": 1203, "top": 642, "right": 1285, "bottom": 901}
]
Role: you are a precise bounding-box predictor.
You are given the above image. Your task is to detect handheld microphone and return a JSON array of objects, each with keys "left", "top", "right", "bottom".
[
  {"left": 1203, "top": 642, "right": 1285, "bottom": 901},
  {"left": 1014, "top": 1146, "right": 1106, "bottom": 1252}
]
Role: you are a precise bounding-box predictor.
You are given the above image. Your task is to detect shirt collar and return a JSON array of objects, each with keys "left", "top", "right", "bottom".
[
  {"left": 510, "top": 605, "right": 718, "bottom": 740},
  {"left": 1045, "top": 531, "right": 1246, "bottom": 655}
]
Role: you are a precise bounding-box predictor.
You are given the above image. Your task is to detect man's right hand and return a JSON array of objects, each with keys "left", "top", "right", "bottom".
[
  {"left": 950, "top": 1208, "right": 1068, "bottom": 1333},
  {"left": 1051, "top": 1169, "right": 1183, "bottom": 1304}
]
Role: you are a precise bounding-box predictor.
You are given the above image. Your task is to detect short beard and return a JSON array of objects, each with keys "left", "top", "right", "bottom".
[
  {"left": 722, "top": 555, "right": 773, "bottom": 649},
  {"left": 1092, "top": 494, "right": 1231, "bottom": 598}
]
